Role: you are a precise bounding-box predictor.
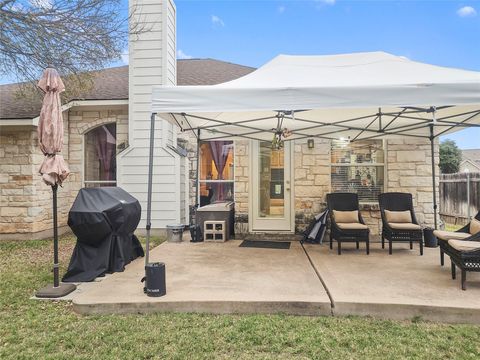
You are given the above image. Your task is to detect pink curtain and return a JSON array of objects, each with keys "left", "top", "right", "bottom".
[
  {"left": 95, "top": 126, "right": 116, "bottom": 181},
  {"left": 209, "top": 141, "right": 231, "bottom": 201}
]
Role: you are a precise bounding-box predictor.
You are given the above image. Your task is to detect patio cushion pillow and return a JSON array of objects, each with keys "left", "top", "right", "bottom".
[
  {"left": 384, "top": 210, "right": 412, "bottom": 223},
  {"left": 433, "top": 230, "right": 471, "bottom": 241},
  {"left": 447, "top": 239, "right": 480, "bottom": 252},
  {"left": 333, "top": 210, "right": 359, "bottom": 223},
  {"left": 470, "top": 218, "right": 480, "bottom": 235},
  {"left": 336, "top": 222, "right": 368, "bottom": 230},
  {"left": 388, "top": 222, "right": 422, "bottom": 230}
]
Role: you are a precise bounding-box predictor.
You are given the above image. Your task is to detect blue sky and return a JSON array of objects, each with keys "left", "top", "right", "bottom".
[
  {"left": 173, "top": 0, "right": 480, "bottom": 149},
  {"left": 6, "top": 0, "right": 480, "bottom": 148}
]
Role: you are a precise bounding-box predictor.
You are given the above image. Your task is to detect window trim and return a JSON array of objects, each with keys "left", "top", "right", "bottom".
[
  {"left": 197, "top": 140, "right": 235, "bottom": 205},
  {"left": 330, "top": 139, "right": 387, "bottom": 204}
]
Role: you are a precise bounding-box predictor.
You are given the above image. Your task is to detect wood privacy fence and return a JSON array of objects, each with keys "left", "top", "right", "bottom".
[{"left": 439, "top": 172, "right": 480, "bottom": 225}]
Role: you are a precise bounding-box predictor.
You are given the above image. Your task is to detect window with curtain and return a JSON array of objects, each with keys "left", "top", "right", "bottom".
[
  {"left": 199, "top": 141, "right": 234, "bottom": 206},
  {"left": 84, "top": 124, "right": 117, "bottom": 187},
  {"left": 331, "top": 139, "right": 385, "bottom": 203}
]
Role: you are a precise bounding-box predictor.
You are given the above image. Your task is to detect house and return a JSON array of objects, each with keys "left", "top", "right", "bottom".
[
  {"left": 0, "top": 60, "right": 254, "bottom": 239},
  {"left": 460, "top": 149, "right": 480, "bottom": 172},
  {"left": 0, "top": 0, "right": 441, "bottom": 240}
]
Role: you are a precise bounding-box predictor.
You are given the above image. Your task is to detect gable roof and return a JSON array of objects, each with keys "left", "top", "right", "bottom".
[
  {"left": 462, "top": 149, "right": 480, "bottom": 166},
  {"left": 0, "top": 59, "right": 255, "bottom": 120},
  {"left": 460, "top": 159, "right": 480, "bottom": 171}
]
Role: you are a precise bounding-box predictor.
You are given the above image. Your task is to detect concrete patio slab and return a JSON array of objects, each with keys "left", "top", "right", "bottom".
[
  {"left": 71, "top": 240, "right": 331, "bottom": 316},
  {"left": 304, "top": 242, "right": 480, "bottom": 324}
]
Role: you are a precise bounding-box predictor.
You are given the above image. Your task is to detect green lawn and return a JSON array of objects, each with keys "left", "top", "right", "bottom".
[
  {"left": 444, "top": 223, "right": 464, "bottom": 232},
  {"left": 1, "top": 235, "right": 479, "bottom": 359}
]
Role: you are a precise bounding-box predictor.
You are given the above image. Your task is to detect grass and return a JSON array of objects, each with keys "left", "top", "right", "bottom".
[
  {"left": 444, "top": 223, "right": 464, "bottom": 232},
  {"left": 1, "top": 235, "right": 480, "bottom": 359}
]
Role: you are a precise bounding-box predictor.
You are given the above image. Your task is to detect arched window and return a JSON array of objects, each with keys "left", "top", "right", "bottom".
[{"left": 84, "top": 123, "right": 117, "bottom": 187}]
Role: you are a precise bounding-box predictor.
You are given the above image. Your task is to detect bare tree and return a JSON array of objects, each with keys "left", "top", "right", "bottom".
[{"left": 1, "top": 0, "right": 140, "bottom": 95}]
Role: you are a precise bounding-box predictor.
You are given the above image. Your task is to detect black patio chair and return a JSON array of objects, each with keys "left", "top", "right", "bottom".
[
  {"left": 326, "top": 193, "right": 370, "bottom": 255},
  {"left": 435, "top": 211, "right": 480, "bottom": 290},
  {"left": 435, "top": 211, "right": 480, "bottom": 266},
  {"left": 378, "top": 192, "right": 423, "bottom": 255}
]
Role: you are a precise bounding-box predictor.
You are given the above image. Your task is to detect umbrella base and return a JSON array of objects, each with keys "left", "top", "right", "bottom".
[{"left": 36, "top": 283, "right": 77, "bottom": 298}]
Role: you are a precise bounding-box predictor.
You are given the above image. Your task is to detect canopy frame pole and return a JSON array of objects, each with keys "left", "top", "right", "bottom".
[
  {"left": 145, "top": 112, "right": 156, "bottom": 266},
  {"left": 378, "top": 107, "right": 382, "bottom": 131},
  {"left": 381, "top": 108, "right": 407, "bottom": 132},
  {"left": 429, "top": 109, "right": 438, "bottom": 230},
  {"left": 435, "top": 111, "right": 480, "bottom": 138},
  {"left": 186, "top": 114, "right": 278, "bottom": 130},
  {"left": 195, "top": 129, "right": 201, "bottom": 207}
]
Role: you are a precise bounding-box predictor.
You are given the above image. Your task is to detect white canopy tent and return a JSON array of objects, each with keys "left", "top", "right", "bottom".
[
  {"left": 152, "top": 52, "right": 480, "bottom": 142},
  {"left": 143, "top": 52, "right": 480, "bottom": 262}
]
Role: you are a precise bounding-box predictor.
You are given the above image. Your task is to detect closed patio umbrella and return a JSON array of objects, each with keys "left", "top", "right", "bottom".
[{"left": 36, "top": 68, "right": 76, "bottom": 298}]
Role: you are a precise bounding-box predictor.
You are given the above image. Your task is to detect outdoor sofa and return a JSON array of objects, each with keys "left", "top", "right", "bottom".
[
  {"left": 327, "top": 193, "right": 370, "bottom": 255},
  {"left": 378, "top": 192, "right": 424, "bottom": 255},
  {"left": 435, "top": 211, "right": 480, "bottom": 290}
]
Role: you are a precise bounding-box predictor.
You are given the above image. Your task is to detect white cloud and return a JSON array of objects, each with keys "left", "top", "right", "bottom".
[
  {"left": 457, "top": 6, "right": 477, "bottom": 17},
  {"left": 121, "top": 49, "right": 129, "bottom": 65},
  {"left": 278, "top": 5, "right": 286, "bottom": 14},
  {"left": 177, "top": 49, "right": 193, "bottom": 60},
  {"left": 211, "top": 15, "right": 225, "bottom": 27}
]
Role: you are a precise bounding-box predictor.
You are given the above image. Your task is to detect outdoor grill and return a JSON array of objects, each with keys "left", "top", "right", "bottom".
[{"left": 62, "top": 187, "right": 144, "bottom": 282}]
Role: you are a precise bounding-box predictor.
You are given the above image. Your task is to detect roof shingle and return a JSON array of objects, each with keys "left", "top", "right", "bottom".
[
  {"left": 462, "top": 149, "right": 480, "bottom": 165},
  {"left": 0, "top": 59, "right": 255, "bottom": 119}
]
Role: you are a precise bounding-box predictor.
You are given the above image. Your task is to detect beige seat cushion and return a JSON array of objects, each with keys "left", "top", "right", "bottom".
[
  {"left": 333, "top": 210, "right": 359, "bottom": 223},
  {"left": 470, "top": 218, "right": 480, "bottom": 235},
  {"left": 384, "top": 210, "right": 412, "bottom": 223},
  {"left": 433, "top": 230, "right": 471, "bottom": 241},
  {"left": 337, "top": 222, "right": 368, "bottom": 230},
  {"left": 388, "top": 222, "right": 422, "bottom": 230},
  {"left": 447, "top": 239, "right": 480, "bottom": 252}
]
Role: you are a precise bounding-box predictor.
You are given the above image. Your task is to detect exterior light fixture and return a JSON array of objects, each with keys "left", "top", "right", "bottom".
[{"left": 307, "top": 139, "right": 314, "bottom": 149}]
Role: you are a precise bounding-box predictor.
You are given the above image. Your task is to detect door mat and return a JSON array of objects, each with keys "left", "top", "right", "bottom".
[{"left": 239, "top": 240, "right": 291, "bottom": 249}]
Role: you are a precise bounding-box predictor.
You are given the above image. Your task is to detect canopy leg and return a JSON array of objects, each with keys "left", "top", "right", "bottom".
[
  {"left": 195, "top": 129, "right": 200, "bottom": 207},
  {"left": 429, "top": 124, "right": 438, "bottom": 229},
  {"left": 145, "top": 113, "right": 156, "bottom": 265}
]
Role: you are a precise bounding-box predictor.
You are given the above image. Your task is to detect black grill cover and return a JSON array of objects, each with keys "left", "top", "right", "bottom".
[{"left": 62, "top": 187, "right": 144, "bottom": 282}]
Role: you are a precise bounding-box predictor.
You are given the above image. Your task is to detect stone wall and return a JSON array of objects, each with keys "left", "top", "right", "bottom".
[
  {"left": 179, "top": 130, "right": 198, "bottom": 208},
  {"left": 233, "top": 140, "right": 250, "bottom": 236},
  {"left": 385, "top": 138, "right": 439, "bottom": 226},
  {"left": 0, "top": 125, "right": 70, "bottom": 238},
  {"left": 293, "top": 138, "right": 331, "bottom": 232},
  {"left": 0, "top": 106, "right": 129, "bottom": 240},
  {"left": 197, "top": 137, "right": 440, "bottom": 238}
]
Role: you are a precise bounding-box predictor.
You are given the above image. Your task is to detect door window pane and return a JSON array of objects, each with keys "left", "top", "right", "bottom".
[{"left": 258, "top": 141, "right": 285, "bottom": 217}]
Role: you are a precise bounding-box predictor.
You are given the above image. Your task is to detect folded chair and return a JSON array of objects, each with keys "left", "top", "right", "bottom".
[
  {"left": 435, "top": 212, "right": 480, "bottom": 290},
  {"left": 378, "top": 192, "right": 423, "bottom": 255},
  {"left": 327, "top": 193, "right": 370, "bottom": 255}
]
